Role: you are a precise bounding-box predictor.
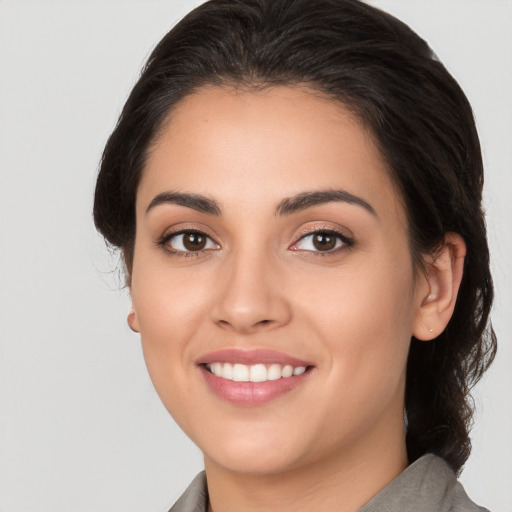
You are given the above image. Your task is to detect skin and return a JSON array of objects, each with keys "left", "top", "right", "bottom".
[{"left": 128, "top": 86, "right": 465, "bottom": 512}]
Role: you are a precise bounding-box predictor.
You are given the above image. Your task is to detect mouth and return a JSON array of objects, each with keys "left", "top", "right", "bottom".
[
  {"left": 204, "top": 362, "right": 309, "bottom": 382},
  {"left": 196, "top": 349, "right": 314, "bottom": 406}
]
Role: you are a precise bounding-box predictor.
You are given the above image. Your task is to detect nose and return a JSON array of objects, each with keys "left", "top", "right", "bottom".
[{"left": 210, "top": 248, "right": 293, "bottom": 334}]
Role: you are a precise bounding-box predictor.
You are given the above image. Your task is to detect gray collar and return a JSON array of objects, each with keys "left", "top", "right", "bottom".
[
  {"left": 169, "top": 454, "right": 488, "bottom": 512},
  {"left": 360, "top": 453, "right": 488, "bottom": 512}
]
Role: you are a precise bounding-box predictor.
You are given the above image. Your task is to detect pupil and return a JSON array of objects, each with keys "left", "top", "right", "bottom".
[
  {"left": 183, "top": 232, "right": 206, "bottom": 251},
  {"left": 313, "top": 233, "right": 336, "bottom": 251}
]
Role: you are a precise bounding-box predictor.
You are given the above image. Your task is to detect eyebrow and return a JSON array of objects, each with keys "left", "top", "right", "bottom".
[
  {"left": 146, "top": 191, "right": 221, "bottom": 215},
  {"left": 275, "top": 189, "right": 376, "bottom": 217},
  {"left": 146, "top": 188, "right": 376, "bottom": 217}
]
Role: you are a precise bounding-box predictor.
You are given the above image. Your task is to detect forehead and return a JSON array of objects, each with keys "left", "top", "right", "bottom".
[{"left": 138, "top": 85, "right": 403, "bottom": 222}]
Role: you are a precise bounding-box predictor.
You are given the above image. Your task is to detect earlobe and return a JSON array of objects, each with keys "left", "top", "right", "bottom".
[
  {"left": 413, "top": 232, "right": 466, "bottom": 341},
  {"left": 127, "top": 307, "right": 140, "bottom": 333}
]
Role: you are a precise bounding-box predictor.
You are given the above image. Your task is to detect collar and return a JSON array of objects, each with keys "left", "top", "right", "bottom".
[{"left": 168, "top": 454, "right": 487, "bottom": 512}]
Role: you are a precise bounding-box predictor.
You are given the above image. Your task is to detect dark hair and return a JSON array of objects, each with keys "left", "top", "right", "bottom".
[{"left": 94, "top": 0, "right": 496, "bottom": 473}]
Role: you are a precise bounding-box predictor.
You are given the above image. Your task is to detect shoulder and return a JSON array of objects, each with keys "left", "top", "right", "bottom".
[
  {"left": 168, "top": 457, "right": 491, "bottom": 512},
  {"left": 359, "top": 454, "right": 490, "bottom": 512},
  {"left": 449, "top": 479, "right": 490, "bottom": 512},
  {"left": 168, "top": 471, "right": 208, "bottom": 512}
]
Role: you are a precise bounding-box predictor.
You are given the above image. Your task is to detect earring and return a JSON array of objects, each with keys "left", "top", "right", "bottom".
[{"left": 127, "top": 308, "right": 139, "bottom": 333}]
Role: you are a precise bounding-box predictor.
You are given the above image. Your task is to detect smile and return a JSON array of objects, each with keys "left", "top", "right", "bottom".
[
  {"left": 198, "top": 349, "right": 314, "bottom": 406},
  {"left": 205, "top": 362, "right": 307, "bottom": 382}
]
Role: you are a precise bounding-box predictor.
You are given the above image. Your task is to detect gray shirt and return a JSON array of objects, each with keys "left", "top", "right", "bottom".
[{"left": 169, "top": 454, "right": 489, "bottom": 512}]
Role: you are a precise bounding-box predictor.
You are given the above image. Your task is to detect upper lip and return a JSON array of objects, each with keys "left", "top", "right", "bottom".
[{"left": 196, "top": 348, "right": 312, "bottom": 367}]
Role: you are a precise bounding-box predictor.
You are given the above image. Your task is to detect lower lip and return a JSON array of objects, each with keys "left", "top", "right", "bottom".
[{"left": 199, "top": 366, "right": 311, "bottom": 406}]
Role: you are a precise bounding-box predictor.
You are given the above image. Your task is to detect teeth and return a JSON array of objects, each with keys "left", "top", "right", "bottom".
[
  {"left": 211, "top": 362, "right": 223, "bottom": 376},
  {"left": 268, "top": 364, "right": 282, "bottom": 381},
  {"left": 222, "top": 363, "right": 233, "bottom": 380},
  {"left": 206, "top": 362, "right": 307, "bottom": 382},
  {"left": 281, "top": 365, "right": 293, "bottom": 378},
  {"left": 249, "top": 364, "right": 267, "bottom": 382},
  {"left": 232, "top": 363, "right": 249, "bottom": 382}
]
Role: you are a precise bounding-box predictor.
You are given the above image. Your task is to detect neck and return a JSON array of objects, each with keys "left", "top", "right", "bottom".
[{"left": 204, "top": 419, "right": 408, "bottom": 512}]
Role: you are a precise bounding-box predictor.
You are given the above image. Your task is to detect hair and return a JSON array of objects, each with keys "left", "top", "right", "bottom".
[{"left": 93, "top": 0, "right": 496, "bottom": 474}]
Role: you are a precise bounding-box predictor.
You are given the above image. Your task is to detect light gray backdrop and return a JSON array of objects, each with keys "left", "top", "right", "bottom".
[{"left": 0, "top": 1, "right": 510, "bottom": 511}]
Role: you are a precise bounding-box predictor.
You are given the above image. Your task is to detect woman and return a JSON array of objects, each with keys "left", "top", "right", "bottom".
[{"left": 93, "top": 0, "right": 496, "bottom": 510}]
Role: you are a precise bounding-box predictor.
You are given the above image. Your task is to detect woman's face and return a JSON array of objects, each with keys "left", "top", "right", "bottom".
[{"left": 130, "top": 86, "right": 430, "bottom": 475}]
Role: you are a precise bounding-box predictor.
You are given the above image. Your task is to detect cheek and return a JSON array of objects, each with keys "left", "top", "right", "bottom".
[
  {"left": 293, "top": 250, "right": 416, "bottom": 395},
  {"left": 132, "top": 251, "right": 212, "bottom": 339},
  {"left": 129, "top": 254, "right": 215, "bottom": 402},
  {"left": 294, "top": 249, "right": 416, "bottom": 339}
]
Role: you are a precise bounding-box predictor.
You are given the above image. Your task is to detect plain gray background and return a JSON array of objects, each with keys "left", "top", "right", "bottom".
[{"left": 0, "top": 1, "right": 510, "bottom": 511}]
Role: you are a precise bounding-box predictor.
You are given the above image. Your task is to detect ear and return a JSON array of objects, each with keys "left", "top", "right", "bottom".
[
  {"left": 127, "top": 307, "right": 140, "bottom": 333},
  {"left": 412, "top": 232, "right": 466, "bottom": 341}
]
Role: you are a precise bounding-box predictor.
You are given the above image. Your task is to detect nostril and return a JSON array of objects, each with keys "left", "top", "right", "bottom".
[
  {"left": 255, "top": 319, "right": 276, "bottom": 329},
  {"left": 215, "top": 317, "right": 276, "bottom": 333}
]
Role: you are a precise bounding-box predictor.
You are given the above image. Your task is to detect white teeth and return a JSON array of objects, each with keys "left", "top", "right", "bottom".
[
  {"left": 267, "top": 364, "right": 282, "bottom": 381},
  {"left": 293, "top": 366, "right": 306, "bottom": 376},
  {"left": 281, "top": 365, "right": 293, "bottom": 378},
  {"left": 206, "top": 362, "right": 308, "bottom": 382},
  {"left": 249, "top": 364, "right": 267, "bottom": 382},
  {"left": 222, "top": 363, "right": 233, "bottom": 380},
  {"left": 211, "top": 362, "right": 223, "bottom": 376},
  {"left": 232, "top": 363, "right": 249, "bottom": 382}
]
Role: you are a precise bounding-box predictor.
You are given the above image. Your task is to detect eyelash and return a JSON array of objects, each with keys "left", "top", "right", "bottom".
[
  {"left": 156, "top": 227, "right": 354, "bottom": 258},
  {"left": 290, "top": 227, "right": 354, "bottom": 256},
  {"left": 156, "top": 229, "right": 218, "bottom": 259}
]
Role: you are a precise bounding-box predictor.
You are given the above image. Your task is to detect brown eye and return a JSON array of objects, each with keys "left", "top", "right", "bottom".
[
  {"left": 312, "top": 233, "right": 337, "bottom": 251},
  {"left": 183, "top": 232, "right": 207, "bottom": 251},
  {"left": 167, "top": 230, "right": 219, "bottom": 252},
  {"left": 292, "top": 230, "right": 352, "bottom": 253}
]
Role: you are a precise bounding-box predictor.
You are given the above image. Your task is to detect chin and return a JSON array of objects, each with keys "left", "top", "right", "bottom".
[
  {"left": 206, "top": 447, "right": 302, "bottom": 476},
  {"left": 198, "top": 427, "right": 310, "bottom": 476}
]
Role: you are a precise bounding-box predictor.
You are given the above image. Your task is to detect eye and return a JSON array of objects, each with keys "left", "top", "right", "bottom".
[
  {"left": 160, "top": 230, "right": 219, "bottom": 254},
  {"left": 291, "top": 230, "right": 352, "bottom": 253}
]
